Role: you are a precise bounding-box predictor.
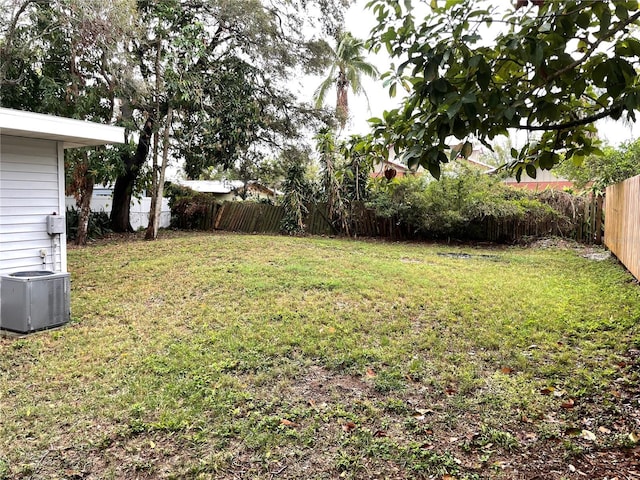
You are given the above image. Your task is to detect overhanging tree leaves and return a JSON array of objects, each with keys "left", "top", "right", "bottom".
[
  {"left": 366, "top": 0, "right": 640, "bottom": 180},
  {"left": 1, "top": 0, "right": 137, "bottom": 243}
]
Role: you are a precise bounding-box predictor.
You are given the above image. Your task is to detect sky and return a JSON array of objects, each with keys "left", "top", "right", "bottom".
[{"left": 301, "top": 0, "right": 640, "bottom": 152}]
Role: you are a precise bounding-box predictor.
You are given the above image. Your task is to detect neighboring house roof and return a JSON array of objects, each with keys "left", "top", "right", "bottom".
[
  {"left": 176, "top": 180, "right": 279, "bottom": 197},
  {"left": 372, "top": 145, "right": 493, "bottom": 178},
  {"left": 503, "top": 180, "right": 575, "bottom": 191},
  {"left": 237, "top": 182, "right": 281, "bottom": 197},
  {"left": 371, "top": 159, "right": 412, "bottom": 178},
  {"left": 177, "top": 180, "right": 244, "bottom": 194},
  {"left": 459, "top": 156, "right": 494, "bottom": 171},
  {"left": 0, "top": 107, "right": 124, "bottom": 148}
]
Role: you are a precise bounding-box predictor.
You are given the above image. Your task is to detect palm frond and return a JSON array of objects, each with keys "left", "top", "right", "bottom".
[
  {"left": 313, "top": 66, "right": 337, "bottom": 108},
  {"left": 315, "top": 31, "right": 378, "bottom": 123}
]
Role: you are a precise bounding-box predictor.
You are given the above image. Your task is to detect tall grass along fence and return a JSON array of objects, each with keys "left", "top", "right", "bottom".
[
  {"left": 605, "top": 174, "right": 640, "bottom": 280},
  {"left": 172, "top": 194, "right": 604, "bottom": 245}
]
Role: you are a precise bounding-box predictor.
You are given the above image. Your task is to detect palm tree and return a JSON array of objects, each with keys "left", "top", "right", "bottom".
[{"left": 314, "top": 32, "right": 378, "bottom": 130}]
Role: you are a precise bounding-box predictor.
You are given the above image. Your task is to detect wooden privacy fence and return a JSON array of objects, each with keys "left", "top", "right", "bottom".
[
  {"left": 214, "top": 202, "right": 284, "bottom": 233},
  {"left": 208, "top": 201, "right": 412, "bottom": 238},
  {"left": 605, "top": 174, "right": 640, "bottom": 280},
  {"left": 172, "top": 196, "right": 604, "bottom": 244}
]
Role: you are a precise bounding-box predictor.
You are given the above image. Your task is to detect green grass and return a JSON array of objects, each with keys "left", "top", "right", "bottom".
[{"left": 1, "top": 232, "right": 639, "bottom": 479}]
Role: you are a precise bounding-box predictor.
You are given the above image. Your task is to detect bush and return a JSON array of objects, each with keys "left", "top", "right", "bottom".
[
  {"left": 66, "top": 207, "right": 112, "bottom": 241},
  {"left": 367, "top": 169, "right": 560, "bottom": 240},
  {"left": 164, "top": 183, "right": 219, "bottom": 230}
]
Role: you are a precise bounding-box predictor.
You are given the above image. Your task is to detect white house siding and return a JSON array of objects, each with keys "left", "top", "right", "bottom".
[{"left": 0, "top": 135, "right": 66, "bottom": 274}]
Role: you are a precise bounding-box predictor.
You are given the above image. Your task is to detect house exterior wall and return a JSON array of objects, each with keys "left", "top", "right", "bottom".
[
  {"left": 502, "top": 168, "right": 573, "bottom": 191},
  {"left": 0, "top": 135, "right": 67, "bottom": 274}
]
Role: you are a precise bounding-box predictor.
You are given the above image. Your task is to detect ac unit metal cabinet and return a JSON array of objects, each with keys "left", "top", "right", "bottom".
[{"left": 0, "top": 271, "right": 70, "bottom": 333}]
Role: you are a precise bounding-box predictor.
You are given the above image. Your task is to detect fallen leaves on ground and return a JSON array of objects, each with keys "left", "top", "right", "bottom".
[
  {"left": 342, "top": 421, "right": 356, "bottom": 433},
  {"left": 580, "top": 429, "right": 596, "bottom": 441}
]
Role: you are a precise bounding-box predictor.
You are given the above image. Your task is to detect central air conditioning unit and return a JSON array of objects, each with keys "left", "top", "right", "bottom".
[{"left": 0, "top": 271, "right": 71, "bottom": 333}]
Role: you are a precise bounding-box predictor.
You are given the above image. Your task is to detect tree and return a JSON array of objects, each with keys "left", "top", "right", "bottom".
[
  {"left": 280, "top": 147, "right": 315, "bottom": 235},
  {"left": 0, "top": 0, "right": 138, "bottom": 244},
  {"left": 557, "top": 138, "right": 640, "bottom": 193},
  {"left": 314, "top": 32, "right": 379, "bottom": 130},
  {"left": 315, "top": 128, "right": 349, "bottom": 232},
  {"left": 366, "top": 0, "right": 640, "bottom": 180},
  {"left": 114, "top": 0, "right": 349, "bottom": 236},
  {"left": 340, "top": 134, "right": 373, "bottom": 203}
]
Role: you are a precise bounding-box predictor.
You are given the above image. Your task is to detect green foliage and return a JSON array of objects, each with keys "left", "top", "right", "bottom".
[
  {"left": 65, "top": 207, "right": 113, "bottom": 241},
  {"left": 176, "top": 58, "right": 268, "bottom": 178},
  {"left": 557, "top": 137, "right": 640, "bottom": 193},
  {"left": 340, "top": 134, "right": 374, "bottom": 202},
  {"left": 136, "top": 0, "right": 348, "bottom": 180},
  {"left": 164, "top": 183, "right": 219, "bottom": 230},
  {"left": 315, "top": 128, "right": 350, "bottom": 232},
  {"left": 367, "top": 170, "right": 558, "bottom": 239},
  {"left": 280, "top": 149, "right": 315, "bottom": 235},
  {"left": 366, "top": 0, "right": 640, "bottom": 178},
  {"left": 314, "top": 130, "right": 375, "bottom": 234}
]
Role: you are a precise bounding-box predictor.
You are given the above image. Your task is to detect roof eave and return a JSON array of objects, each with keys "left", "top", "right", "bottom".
[{"left": 0, "top": 108, "right": 124, "bottom": 148}]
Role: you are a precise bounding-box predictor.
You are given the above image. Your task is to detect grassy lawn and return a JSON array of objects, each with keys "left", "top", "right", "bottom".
[{"left": 1, "top": 232, "right": 639, "bottom": 479}]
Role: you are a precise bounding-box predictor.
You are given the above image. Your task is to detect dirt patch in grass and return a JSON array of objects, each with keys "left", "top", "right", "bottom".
[
  {"left": 15, "top": 432, "right": 196, "bottom": 479},
  {"left": 6, "top": 360, "right": 640, "bottom": 479}
]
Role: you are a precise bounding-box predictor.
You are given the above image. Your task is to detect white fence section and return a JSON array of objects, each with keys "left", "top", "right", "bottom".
[{"left": 65, "top": 195, "right": 171, "bottom": 230}]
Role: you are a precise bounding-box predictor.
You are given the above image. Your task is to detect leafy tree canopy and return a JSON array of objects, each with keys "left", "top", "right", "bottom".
[
  {"left": 1, "top": 0, "right": 350, "bottom": 177},
  {"left": 130, "top": 0, "right": 351, "bottom": 179},
  {"left": 557, "top": 137, "right": 640, "bottom": 193},
  {"left": 365, "top": 0, "right": 640, "bottom": 180}
]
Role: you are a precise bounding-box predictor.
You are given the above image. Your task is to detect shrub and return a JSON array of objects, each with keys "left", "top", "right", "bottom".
[
  {"left": 65, "top": 207, "right": 112, "bottom": 241},
  {"left": 280, "top": 161, "right": 313, "bottom": 235},
  {"left": 164, "top": 183, "right": 219, "bottom": 230},
  {"left": 367, "top": 169, "right": 561, "bottom": 240}
]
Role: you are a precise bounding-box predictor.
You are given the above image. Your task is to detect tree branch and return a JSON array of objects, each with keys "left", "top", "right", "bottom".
[
  {"left": 536, "top": 9, "right": 640, "bottom": 88},
  {"left": 518, "top": 103, "right": 622, "bottom": 131}
]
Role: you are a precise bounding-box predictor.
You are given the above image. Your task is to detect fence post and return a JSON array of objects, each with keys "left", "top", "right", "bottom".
[{"left": 595, "top": 195, "right": 603, "bottom": 245}]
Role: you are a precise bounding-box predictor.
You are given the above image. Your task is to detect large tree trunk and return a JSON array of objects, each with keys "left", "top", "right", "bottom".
[{"left": 110, "top": 118, "right": 154, "bottom": 232}]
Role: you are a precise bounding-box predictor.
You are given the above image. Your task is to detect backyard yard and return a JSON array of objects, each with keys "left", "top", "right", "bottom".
[{"left": 1, "top": 232, "right": 639, "bottom": 479}]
